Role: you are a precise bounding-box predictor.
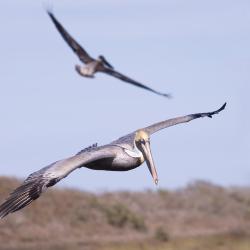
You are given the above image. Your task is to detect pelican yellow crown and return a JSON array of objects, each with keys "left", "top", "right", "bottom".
[{"left": 135, "top": 130, "right": 149, "bottom": 142}]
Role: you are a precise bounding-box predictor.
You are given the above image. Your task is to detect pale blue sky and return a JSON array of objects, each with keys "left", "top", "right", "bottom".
[{"left": 0, "top": 0, "right": 249, "bottom": 191}]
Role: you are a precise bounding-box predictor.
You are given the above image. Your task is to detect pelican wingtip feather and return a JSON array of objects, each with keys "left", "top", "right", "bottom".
[
  {"left": 192, "top": 102, "right": 227, "bottom": 119},
  {"left": 207, "top": 102, "right": 227, "bottom": 118},
  {"left": 217, "top": 102, "right": 227, "bottom": 113}
]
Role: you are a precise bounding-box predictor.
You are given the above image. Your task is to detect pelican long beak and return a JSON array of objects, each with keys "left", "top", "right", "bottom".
[{"left": 141, "top": 141, "right": 158, "bottom": 185}]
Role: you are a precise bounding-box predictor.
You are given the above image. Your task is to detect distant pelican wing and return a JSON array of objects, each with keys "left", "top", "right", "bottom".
[
  {"left": 47, "top": 11, "right": 94, "bottom": 64},
  {"left": 99, "top": 66, "right": 171, "bottom": 98},
  {"left": 0, "top": 147, "right": 115, "bottom": 218}
]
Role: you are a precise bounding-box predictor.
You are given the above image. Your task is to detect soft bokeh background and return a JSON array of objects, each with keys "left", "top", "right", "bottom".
[{"left": 0, "top": 0, "right": 249, "bottom": 191}]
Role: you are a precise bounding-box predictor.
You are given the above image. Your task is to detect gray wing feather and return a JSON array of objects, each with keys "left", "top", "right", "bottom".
[
  {"left": 144, "top": 103, "right": 226, "bottom": 135},
  {"left": 47, "top": 10, "right": 94, "bottom": 64},
  {"left": 0, "top": 146, "right": 115, "bottom": 218}
]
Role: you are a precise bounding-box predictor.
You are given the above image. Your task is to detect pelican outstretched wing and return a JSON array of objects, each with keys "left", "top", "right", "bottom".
[
  {"left": 98, "top": 66, "right": 171, "bottom": 98},
  {"left": 47, "top": 10, "right": 94, "bottom": 64},
  {"left": 144, "top": 103, "right": 227, "bottom": 135},
  {"left": 0, "top": 146, "right": 115, "bottom": 219}
]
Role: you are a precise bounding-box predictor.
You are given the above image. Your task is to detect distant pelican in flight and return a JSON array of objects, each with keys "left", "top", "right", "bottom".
[
  {"left": 47, "top": 10, "right": 171, "bottom": 98},
  {"left": 0, "top": 103, "right": 226, "bottom": 218}
]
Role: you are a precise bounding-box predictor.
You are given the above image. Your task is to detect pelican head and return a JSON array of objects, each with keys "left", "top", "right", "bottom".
[{"left": 135, "top": 130, "right": 158, "bottom": 185}]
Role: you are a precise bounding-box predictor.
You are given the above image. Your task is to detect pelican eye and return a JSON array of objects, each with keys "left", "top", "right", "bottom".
[{"left": 140, "top": 138, "right": 149, "bottom": 144}]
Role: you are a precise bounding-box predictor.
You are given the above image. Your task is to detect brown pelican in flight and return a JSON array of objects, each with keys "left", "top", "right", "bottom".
[
  {"left": 0, "top": 103, "right": 226, "bottom": 218},
  {"left": 47, "top": 11, "right": 171, "bottom": 98}
]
